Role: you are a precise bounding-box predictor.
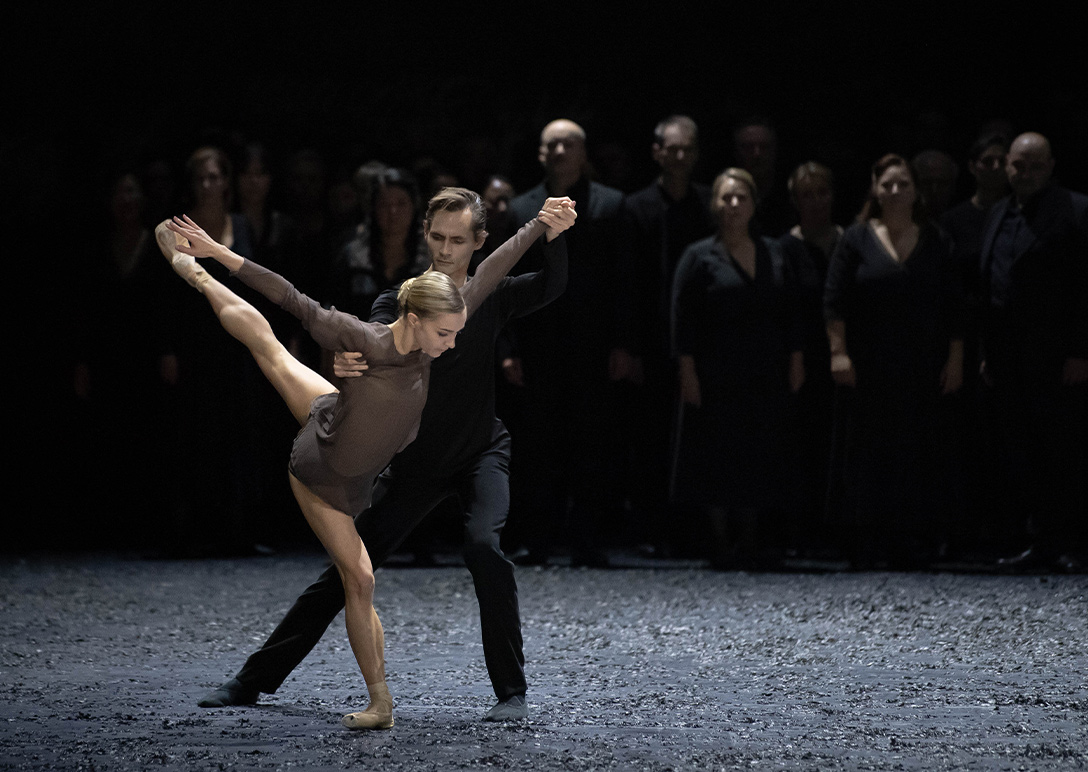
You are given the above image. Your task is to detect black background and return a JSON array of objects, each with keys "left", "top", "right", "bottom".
[
  {"left": 11, "top": 3, "right": 1088, "bottom": 214},
  {"left": 7, "top": 2, "right": 1086, "bottom": 543}
]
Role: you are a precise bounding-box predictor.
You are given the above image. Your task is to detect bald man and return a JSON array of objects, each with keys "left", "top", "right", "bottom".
[
  {"left": 979, "top": 132, "right": 1088, "bottom": 572},
  {"left": 503, "top": 119, "right": 625, "bottom": 568}
]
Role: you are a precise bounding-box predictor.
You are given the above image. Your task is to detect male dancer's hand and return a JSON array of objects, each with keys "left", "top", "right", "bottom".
[
  {"left": 538, "top": 197, "right": 577, "bottom": 241},
  {"left": 334, "top": 351, "right": 369, "bottom": 378}
]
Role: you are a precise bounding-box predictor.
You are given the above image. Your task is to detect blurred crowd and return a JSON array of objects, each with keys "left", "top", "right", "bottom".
[{"left": 63, "top": 113, "right": 1086, "bottom": 572}]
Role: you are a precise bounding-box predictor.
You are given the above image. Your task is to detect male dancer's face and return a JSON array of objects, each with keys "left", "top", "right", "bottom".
[{"left": 425, "top": 207, "right": 487, "bottom": 280}]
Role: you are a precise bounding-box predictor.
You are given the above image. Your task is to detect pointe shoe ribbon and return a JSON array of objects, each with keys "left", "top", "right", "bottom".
[{"left": 342, "top": 710, "right": 394, "bottom": 730}]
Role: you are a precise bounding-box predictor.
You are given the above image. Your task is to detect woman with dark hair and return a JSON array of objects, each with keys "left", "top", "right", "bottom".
[
  {"left": 779, "top": 162, "right": 844, "bottom": 554},
  {"left": 824, "top": 153, "right": 964, "bottom": 568},
  {"left": 73, "top": 170, "right": 162, "bottom": 544},
  {"left": 672, "top": 168, "right": 804, "bottom": 570},
  {"left": 155, "top": 189, "right": 575, "bottom": 730},
  {"left": 234, "top": 142, "right": 308, "bottom": 536},
  {"left": 330, "top": 168, "right": 432, "bottom": 320},
  {"left": 159, "top": 147, "right": 262, "bottom": 556},
  {"left": 938, "top": 134, "right": 1011, "bottom": 548},
  {"left": 236, "top": 142, "right": 302, "bottom": 273},
  {"left": 185, "top": 146, "right": 254, "bottom": 258}
]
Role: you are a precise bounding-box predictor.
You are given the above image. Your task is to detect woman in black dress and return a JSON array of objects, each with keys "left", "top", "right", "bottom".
[
  {"left": 779, "top": 162, "right": 844, "bottom": 554},
  {"left": 672, "top": 168, "right": 804, "bottom": 569},
  {"left": 824, "top": 153, "right": 964, "bottom": 568},
  {"left": 329, "top": 168, "right": 432, "bottom": 321},
  {"left": 159, "top": 147, "right": 261, "bottom": 556}
]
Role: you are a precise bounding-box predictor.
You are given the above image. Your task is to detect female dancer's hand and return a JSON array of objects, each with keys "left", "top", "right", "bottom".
[
  {"left": 538, "top": 197, "right": 577, "bottom": 241},
  {"left": 167, "top": 215, "right": 230, "bottom": 261}
]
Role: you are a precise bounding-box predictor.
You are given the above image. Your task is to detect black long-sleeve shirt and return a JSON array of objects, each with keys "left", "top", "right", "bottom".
[{"left": 369, "top": 232, "right": 568, "bottom": 475}]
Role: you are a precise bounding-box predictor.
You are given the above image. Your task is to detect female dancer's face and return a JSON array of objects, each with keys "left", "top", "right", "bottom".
[{"left": 411, "top": 309, "right": 467, "bottom": 357}]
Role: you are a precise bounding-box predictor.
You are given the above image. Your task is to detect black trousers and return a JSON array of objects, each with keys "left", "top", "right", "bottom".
[
  {"left": 516, "top": 377, "right": 612, "bottom": 560},
  {"left": 235, "top": 431, "right": 526, "bottom": 701},
  {"left": 988, "top": 370, "right": 1086, "bottom": 555}
]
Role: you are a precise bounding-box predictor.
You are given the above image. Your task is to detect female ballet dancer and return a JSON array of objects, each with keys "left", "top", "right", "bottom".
[{"left": 157, "top": 189, "right": 575, "bottom": 729}]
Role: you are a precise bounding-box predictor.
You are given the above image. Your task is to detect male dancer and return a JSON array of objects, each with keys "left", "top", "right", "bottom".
[{"left": 199, "top": 188, "right": 573, "bottom": 721}]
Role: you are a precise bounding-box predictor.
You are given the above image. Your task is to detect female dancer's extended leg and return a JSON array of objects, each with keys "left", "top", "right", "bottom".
[
  {"left": 155, "top": 221, "right": 332, "bottom": 425},
  {"left": 157, "top": 222, "right": 392, "bottom": 729}
]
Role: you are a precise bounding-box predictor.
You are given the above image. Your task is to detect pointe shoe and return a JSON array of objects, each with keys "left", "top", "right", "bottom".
[
  {"left": 342, "top": 709, "right": 394, "bottom": 730},
  {"left": 155, "top": 220, "right": 207, "bottom": 291}
]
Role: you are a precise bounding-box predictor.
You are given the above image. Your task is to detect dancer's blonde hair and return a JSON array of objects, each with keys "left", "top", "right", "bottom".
[{"left": 397, "top": 271, "right": 465, "bottom": 320}]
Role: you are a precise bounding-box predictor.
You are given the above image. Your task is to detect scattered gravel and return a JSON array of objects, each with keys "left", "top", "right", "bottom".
[{"left": 2, "top": 554, "right": 1086, "bottom": 770}]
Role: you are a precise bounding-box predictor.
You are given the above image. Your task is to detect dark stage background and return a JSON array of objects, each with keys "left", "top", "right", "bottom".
[{"left": 7, "top": 3, "right": 1086, "bottom": 552}]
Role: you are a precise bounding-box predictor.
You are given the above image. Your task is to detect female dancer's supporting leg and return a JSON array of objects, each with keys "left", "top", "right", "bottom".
[
  {"left": 289, "top": 474, "right": 392, "bottom": 729},
  {"left": 156, "top": 222, "right": 393, "bottom": 729}
]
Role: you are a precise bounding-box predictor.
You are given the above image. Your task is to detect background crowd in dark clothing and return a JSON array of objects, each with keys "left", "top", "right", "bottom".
[{"left": 55, "top": 109, "right": 1086, "bottom": 573}]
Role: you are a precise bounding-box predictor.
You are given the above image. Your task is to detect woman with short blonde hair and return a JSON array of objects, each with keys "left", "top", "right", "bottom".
[{"left": 672, "top": 167, "right": 804, "bottom": 570}]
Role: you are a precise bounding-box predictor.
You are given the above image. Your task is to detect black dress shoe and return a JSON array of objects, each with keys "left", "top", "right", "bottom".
[
  {"left": 197, "top": 678, "right": 258, "bottom": 708},
  {"left": 996, "top": 546, "right": 1050, "bottom": 571},
  {"left": 483, "top": 694, "right": 528, "bottom": 722}
]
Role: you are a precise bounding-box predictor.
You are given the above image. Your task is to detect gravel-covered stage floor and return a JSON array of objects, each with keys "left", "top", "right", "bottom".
[{"left": 1, "top": 553, "right": 1085, "bottom": 771}]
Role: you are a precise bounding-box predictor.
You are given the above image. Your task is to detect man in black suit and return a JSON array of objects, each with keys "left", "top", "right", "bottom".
[
  {"left": 613, "top": 116, "right": 714, "bottom": 554},
  {"left": 979, "top": 132, "right": 1088, "bottom": 572},
  {"left": 504, "top": 119, "right": 625, "bottom": 567}
]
